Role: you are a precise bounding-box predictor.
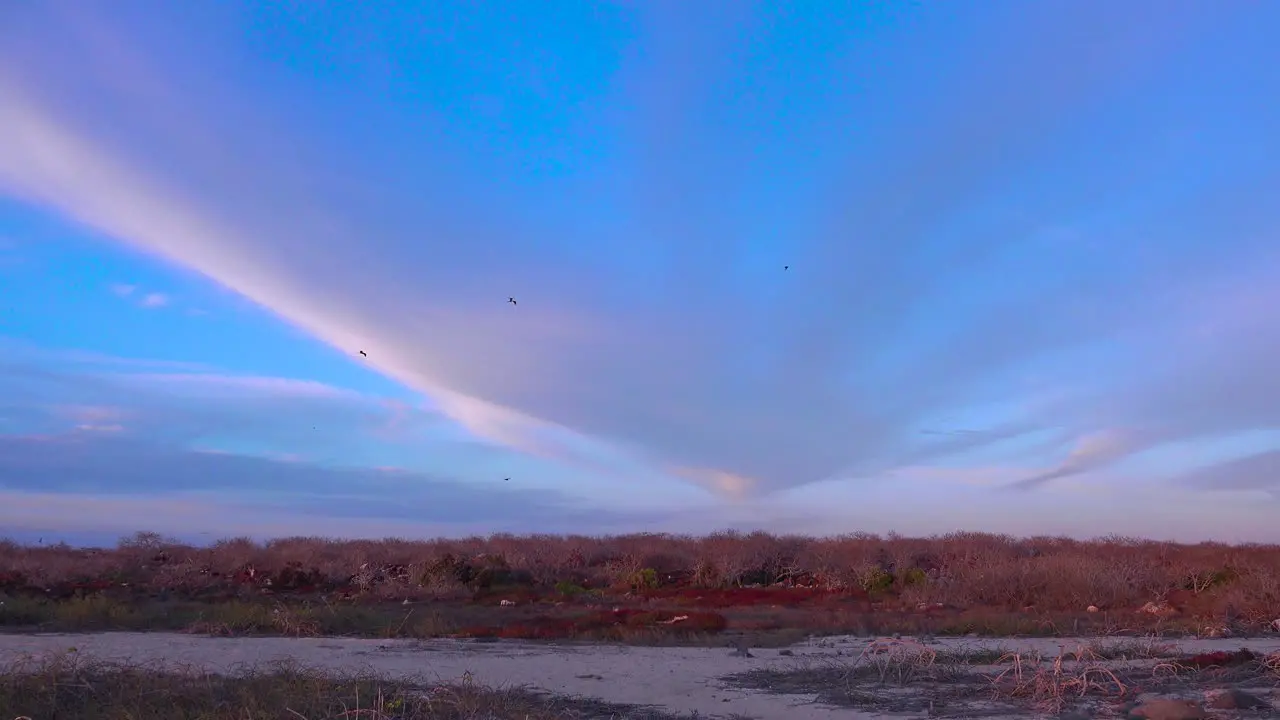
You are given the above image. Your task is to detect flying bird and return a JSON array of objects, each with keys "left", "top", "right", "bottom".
[
  {"left": 358, "top": 350, "right": 367, "bottom": 357},
  {"left": 784, "top": 265, "right": 790, "bottom": 270},
  {"left": 508, "top": 297, "right": 517, "bottom": 306},
  {"left": 504, "top": 477, "right": 510, "bottom": 482}
]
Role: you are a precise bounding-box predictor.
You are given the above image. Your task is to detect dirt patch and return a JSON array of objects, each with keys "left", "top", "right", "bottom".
[
  {"left": 457, "top": 608, "right": 730, "bottom": 640},
  {"left": 1, "top": 632, "right": 1277, "bottom": 720}
]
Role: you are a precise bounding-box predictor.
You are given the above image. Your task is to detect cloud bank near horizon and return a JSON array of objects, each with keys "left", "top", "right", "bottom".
[
  {"left": 2, "top": 341, "right": 1276, "bottom": 544},
  {"left": 0, "top": 345, "right": 681, "bottom": 540},
  {"left": 1, "top": 2, "right": 1278, "bottom": 528}
]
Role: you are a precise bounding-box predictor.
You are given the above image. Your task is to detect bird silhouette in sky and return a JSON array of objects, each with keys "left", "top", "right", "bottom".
[
  {"left": 358, "top": 350, "right": 367, "bottom": 357},
  {"left": 784, "top": 265, "right": 790, "bottom": 270},
  {"left": 508, "top": 297, "right": 517, "bottom": 306},
  {"left": 504, "top": 477, "right": 510, "bottom": 482}
]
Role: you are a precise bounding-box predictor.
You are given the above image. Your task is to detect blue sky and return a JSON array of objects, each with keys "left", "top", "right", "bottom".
[{"left": 2, "top": 1, "right": 1279, "bottom": 544}]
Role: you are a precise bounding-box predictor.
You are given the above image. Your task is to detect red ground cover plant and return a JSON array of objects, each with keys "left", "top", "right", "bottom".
[
  {"left": 1177, "top": 649, "right": 1258, "bottom": 669},
  {"left": 2, "top": 530, "right": 1278, "bottom": 637}
]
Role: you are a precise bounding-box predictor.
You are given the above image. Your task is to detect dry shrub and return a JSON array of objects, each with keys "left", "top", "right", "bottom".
[
  {"left": 986, "top": 647, "right": 1128, "bottom": 714},
  {"left": 851, "top": 637, "right": 940, "bottom": 684},
  {"left": 1263, "top": 651, "right": 1280, "bottom": 677}
]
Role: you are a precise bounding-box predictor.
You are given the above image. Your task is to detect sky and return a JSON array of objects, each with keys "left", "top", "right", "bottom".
[{"left": 1, "top": 1, "right": 1278, "bottom": 545}]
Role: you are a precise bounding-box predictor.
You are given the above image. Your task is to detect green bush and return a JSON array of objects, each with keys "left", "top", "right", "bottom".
[
  {"left": 859, "top": 568, "right": 895, "bottom": 594},
  {"left": 899, "top": 567, "right": 929, "bottom": 586},
  {"left": 1208, "top": 566, "right": 1240, "bottom": 588},
  {"left": 629, "top": 568, "right": 659, "bottom": 590},
  {"left": 554, "top": 581, "right": 587, "bottom": 597}
]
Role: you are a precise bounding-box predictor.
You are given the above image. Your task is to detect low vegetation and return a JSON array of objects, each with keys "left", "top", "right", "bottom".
[
  {"left": 0, "top": 652, "right": 696, "bottom": 719},
  {"left": 725, "top": 637, "right": 1280, "bottom": 716},
  {"left": 1, "top": 530, "right": 1278, "bottom": 640}
]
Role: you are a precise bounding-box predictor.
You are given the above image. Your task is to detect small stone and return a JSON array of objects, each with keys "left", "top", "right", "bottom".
[
  {"left": 1204, "top": 688, "right": 1270, "bottom": 710},
  {"left": 1127, "top": 698, "right": 1206, "bottom": 720}
]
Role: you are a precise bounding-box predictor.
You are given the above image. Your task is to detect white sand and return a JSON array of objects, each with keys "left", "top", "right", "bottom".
[{"left": 1, "top": 633, "right": 1277, "bottom": 719}]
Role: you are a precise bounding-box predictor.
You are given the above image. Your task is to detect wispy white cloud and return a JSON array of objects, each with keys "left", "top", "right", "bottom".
[
  {"left": 0, "top": 338, "right": 213, "bottom": 373},
  {"left": 116, "top": 372, "right": 358, "bottom": 400},
  {"left": 0, "top": 346, "right": 670, "bottom": 536},
  {"left": 1, "top": 344, "right": 1277, "bottom": 541},
  {"left": 0, "top": 347, "right": 442, "bottom": 454},
  {"left": 1007, "top": 429, "right": 1149, "bottom": 491},
  {"left": 109, "top": 283, "right": 171, "bottom": 309},
  {"left": 0, "top": 434, "right": 650, "bottom": 530}
]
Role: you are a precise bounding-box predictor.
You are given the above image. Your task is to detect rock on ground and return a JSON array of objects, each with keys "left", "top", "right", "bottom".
[
  {"left": 1203, "top": 688, "right": 1271, "bottom": 710},
  {"left": 1127, "top": 698, "right": 1206, "bottom": 720}
]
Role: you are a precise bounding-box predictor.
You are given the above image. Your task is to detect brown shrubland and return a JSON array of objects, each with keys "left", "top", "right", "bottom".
[
  {"left": 0, "top": 529, "right": 1276, "bottom": 646},
  {"left": 1, "top": 530, "right": 1275, "bottom": 620}
]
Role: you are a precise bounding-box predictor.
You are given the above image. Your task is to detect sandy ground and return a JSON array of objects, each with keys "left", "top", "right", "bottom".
[{"left": 1, "top": 633, "right": 1278, "bottom": 719}]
